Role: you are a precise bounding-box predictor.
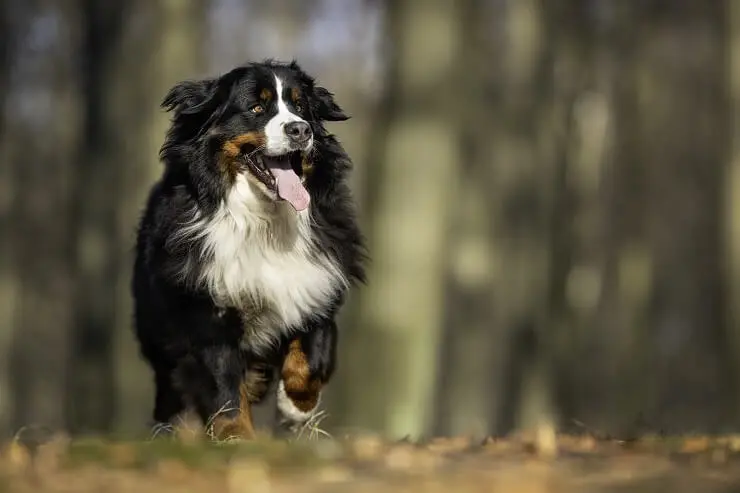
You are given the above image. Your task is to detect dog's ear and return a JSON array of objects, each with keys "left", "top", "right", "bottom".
[
  {"left": 162, "top": 66, "right": 249, "bottom": 115},
  {"left": 313, "top": 86, "right": 349, "bottom": 122},
  {"left": 161, "top": 78, "right": 219, "bottom": 116},
  {"left": 161, "top": 67, "right": 248, "bottom": 138}
]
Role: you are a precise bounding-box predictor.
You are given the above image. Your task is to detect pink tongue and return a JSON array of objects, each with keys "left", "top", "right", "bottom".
[{"left": 272, "top": 167, "right": 310, "bottom": 211}]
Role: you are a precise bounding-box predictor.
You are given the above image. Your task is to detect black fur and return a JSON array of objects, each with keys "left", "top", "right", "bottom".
[{"left": 131, "top": 60, "right": 366, "bottom": 432}]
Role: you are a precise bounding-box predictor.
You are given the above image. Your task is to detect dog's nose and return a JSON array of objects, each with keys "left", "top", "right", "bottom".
[{"left": 284, "top": 121, "right": 312, "bottom": 144}]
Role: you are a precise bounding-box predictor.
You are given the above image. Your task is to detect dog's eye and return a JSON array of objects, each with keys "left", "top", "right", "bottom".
[
  {"left": 295, "top": 103, "right": 303, "bottom": 113},
  {"left": 250, "top": 104, "right": 265, "bottom": 114}
]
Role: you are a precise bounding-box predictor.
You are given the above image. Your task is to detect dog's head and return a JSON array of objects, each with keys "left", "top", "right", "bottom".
[{"left": 160, "top": 60, "right": 348, "bottom": 212}]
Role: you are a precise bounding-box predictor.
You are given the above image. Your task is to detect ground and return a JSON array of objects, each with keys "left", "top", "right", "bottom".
[{"left": 3, "top": 428, "right": 740, "bottom": 492}]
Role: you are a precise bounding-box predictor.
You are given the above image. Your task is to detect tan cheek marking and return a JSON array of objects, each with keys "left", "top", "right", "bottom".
[
  {"left": 219, "top": 131, "right": 268, "bottom": 182},
  {"left": 222, "top": 131, "right": 267, "bottom": 158},
  {"left": 217, "top": 155, "right": 240, "bottom": 182}
]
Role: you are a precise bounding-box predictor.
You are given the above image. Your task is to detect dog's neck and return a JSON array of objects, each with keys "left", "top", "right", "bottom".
[
  {"left": 182, "top": 172, "right": 344, "bottom": 351},
  {"left": 218, "top": 174, "right": 310, "bottom": 247}
]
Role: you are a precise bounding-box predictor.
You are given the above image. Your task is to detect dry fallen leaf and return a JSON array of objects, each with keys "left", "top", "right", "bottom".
[
  {"left": 228, "top": 459, "right": 271, "bottom": 493},
  {"left": 156, "top": 459, "right": 192, "bottom": 482},
  {"left": 413, "top": 449, "right": 445, "bottom": 473},
  {"left": 575, "top": 435, "right": 597, "bottom": 452},
  {"left": 384, "top": 444, "right": 416, "bottom": 471},
  {"left": 711, "top": 448, "right": 727, "bottom": 464},
  {"left": 5, "top": 441, "right": 32, "bottom": 471},
  {"left": 349, "top": 434, "right": 385, "bottom": 462},
  {"left": 481, "top": 436, "right": 517, "bottom": 454},
  {"left": 680, "top": 436, "right": 711, "bottom": 454},
  {"left": 33, "top": 433, "right": 71, "bottom": 475},
  {"left": 426, "top": 435, "right": 474, "bottom": 455},
  {"left": 108, "top": 443, "right": 138, "bottom": 468},
  {"left": 316, "top": 464, "right": 354, "bottom": 483},
  {"left": 535, "top": 422, "right": 558, "bottom": 459},
  {"left": 728, "top": 435, "right": 740, "bottom": 452}
]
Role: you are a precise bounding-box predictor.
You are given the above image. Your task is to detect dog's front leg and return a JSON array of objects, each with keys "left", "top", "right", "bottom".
[
  {"left": 192, "top": 345, "right": 256, "bottom": 441},
  {"left": 277, "top": 318, "right": 337, "bottom": 426}
]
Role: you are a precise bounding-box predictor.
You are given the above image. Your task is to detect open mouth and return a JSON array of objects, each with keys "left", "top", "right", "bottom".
[{"left": 243, "top": 150, "right": 310, "bottom": 211}]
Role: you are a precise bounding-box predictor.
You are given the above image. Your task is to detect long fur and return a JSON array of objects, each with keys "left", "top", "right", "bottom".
[
  {"left": 131, "top": 60, "right": 366, "bottom": 433},
  {"left": 171, "top": 175, "right": 349, "bottom": 353}
]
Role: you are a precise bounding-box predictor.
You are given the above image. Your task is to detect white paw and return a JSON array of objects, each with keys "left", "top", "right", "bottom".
[{"left": 276, "top": 379, "right": 320, "bottom": 424}]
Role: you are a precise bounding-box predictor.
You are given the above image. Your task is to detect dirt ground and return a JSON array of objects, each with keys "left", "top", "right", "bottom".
[{"left": 3, "top": 429, "right": 740, "bottom": 492}]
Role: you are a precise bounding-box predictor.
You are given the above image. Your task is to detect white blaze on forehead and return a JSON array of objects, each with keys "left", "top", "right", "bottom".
[
  {"left": 264, "top": 75, "right": 305, "bottom": 155},
  {"left": 274, "top": 76, "right": 294, "bottom": 118}
]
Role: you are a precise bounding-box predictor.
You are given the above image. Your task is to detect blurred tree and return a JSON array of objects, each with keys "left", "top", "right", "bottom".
[
  {"left": 433, "top": 0, "right": 499, "bottom": 438},
  {"left": 112, "top": 0, "right": 207, "bottom": 434},
  {"left": 66, "top": 0, "right": 128, "bottom": 435},
  {"left": 638, "top": 0, "right": 732, "bottom": 432},
  {"left": 260, "top": 0, "right": 309, "bottom": 57},
  {"left": 0, "top": 0, "right": 14, "bottom": 437},
  {"left": 570, "top": 1, "right": 653, "bottom": 435},
  {"left": 433, "top": 0, "right": 589, "bottom": 440},
  {"left": 483, "top": 0, "right": 562, "bottom": 440},
  {"left": 730, "top": 0, "right": 740, "bottom": 426},
  {"left": 0, "top": 2, "right": 8, "bottom": 139},
  {"left": 8, "top": 0, "right": 84, "bottom": 433},
  {"left": 536, "top": 0, "right": 593, "bottom": 437},
  {"left": 336, "top": 0, "right": 464, "bottom": 439}
]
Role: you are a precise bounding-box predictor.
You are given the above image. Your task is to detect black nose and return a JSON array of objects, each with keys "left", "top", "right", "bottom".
[{"left": 284, "top": 121, "right": 312, "bottom": 144}]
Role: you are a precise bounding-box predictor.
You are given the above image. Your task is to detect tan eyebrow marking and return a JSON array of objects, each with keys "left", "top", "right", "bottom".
[
  {"left": 260, "top": 88, "right": 272, "bottom": 101},
  {"left": 291, "top": 87, "right": 301, "bottom": 103}
]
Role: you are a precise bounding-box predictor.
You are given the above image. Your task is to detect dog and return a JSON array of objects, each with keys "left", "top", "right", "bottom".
[{"left": 131, "top": 60, "right": 367, "bottom": 439}]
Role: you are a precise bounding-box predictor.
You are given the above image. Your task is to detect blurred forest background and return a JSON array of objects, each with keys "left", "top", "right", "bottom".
[{"left": 1, "top": 0, "right": 739, "bottom": 443}]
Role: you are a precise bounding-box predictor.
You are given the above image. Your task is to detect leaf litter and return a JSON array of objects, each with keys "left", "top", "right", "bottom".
[{"left": 3, "top": 428, "right": 740, "bottom": 492}]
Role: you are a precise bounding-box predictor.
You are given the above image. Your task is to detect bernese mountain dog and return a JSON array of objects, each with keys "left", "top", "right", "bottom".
[{"left": 131, "top": 59, "right": 367, "bottom": 440}]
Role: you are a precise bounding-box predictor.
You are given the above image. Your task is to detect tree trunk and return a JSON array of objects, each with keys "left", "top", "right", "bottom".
[
  {"left": 9, "top": 1, "right": 84, "bottom": 432},
  {"left": 337, "top": 0, "right": 464, "bottom": 439},
  {"left": 474, "top": 0, "right": 555, "bottom": 437},
  {"left": 433, "top": 0, "right": 500, "bottom": 438},
  {"left": 728, "top": 0, "right": 740, "bottom": 430},
  {"left": 66, "top": 0, "right": 128, "bottom": 435},
  {"left": 639, "top": 1, "right": 732, "bottom": 432},
  {"left": 0, "top": 0, "right": 16, "bottom": 437},
  {"left": 571, "top": 1, "right": 654, "bottom": 435},
  {"left": 111, "top": 0, "right": 207, "bottom": 434}
]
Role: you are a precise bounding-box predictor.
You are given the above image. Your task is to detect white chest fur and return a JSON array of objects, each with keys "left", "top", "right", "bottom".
[{"left": 182, "top": 175, "right": 347, "bottom": 352}]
